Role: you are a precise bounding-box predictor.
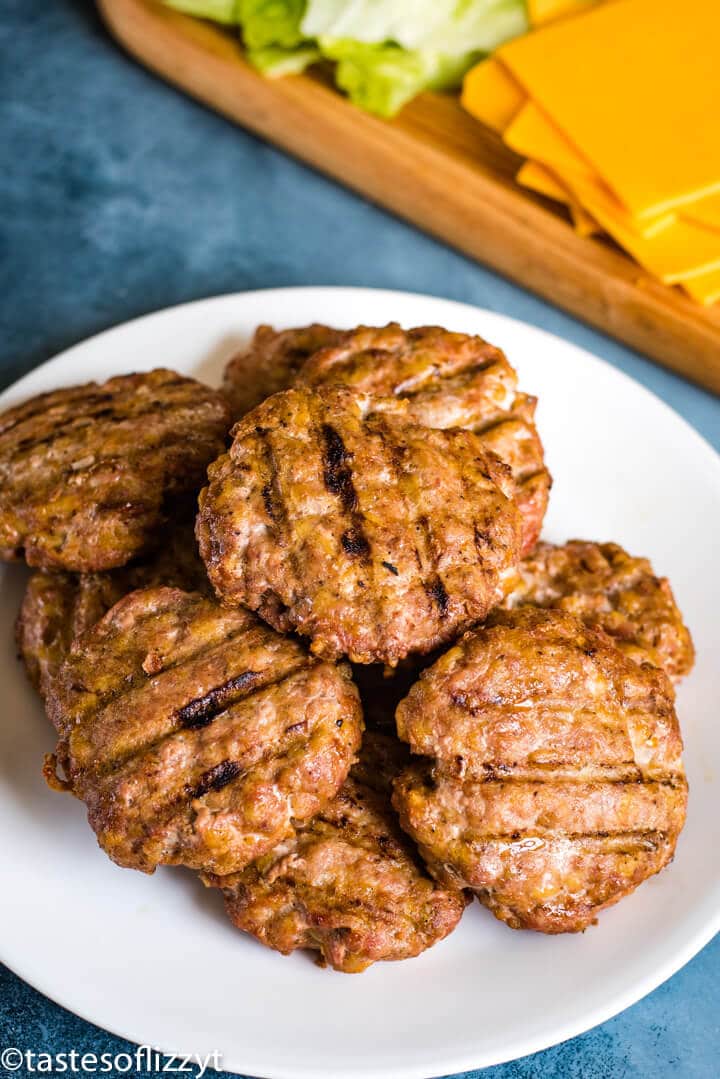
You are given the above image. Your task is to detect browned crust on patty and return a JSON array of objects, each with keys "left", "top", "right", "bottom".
[
  {"left": 0, "top": 369, "right": 230, "bottom": 571},
  {"left": 16, "top": 523, "right": 210, "bottom": 704},
  {"left": 205, "top": 732, "right": 468, "bottom": 972},
  {"left": 47, "top": 587, "right": 363, "bottom": 876},
  {"left": 222, "top": 324, "right": 343, "bottom": 420},
  {"left": 504, "top": 539, "right": 695, "bottom": 681},
  {"left": 196, "top": 385, "right": 522, "bottom": 665},
  {"left": 298, "top": 324, "right": 551, "bottom": 555},
  {"left": 393, "top": 608, "right": 687, "bottom": 933}
]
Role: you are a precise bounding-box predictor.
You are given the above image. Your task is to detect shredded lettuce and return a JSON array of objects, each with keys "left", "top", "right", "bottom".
[
  {"left": 320, "top": 39, "right": 479, "bottom": 117},
  {"left": 304, "top": 1, "right": 527, "bottom": 55},
  {"left": 238, "top": 0, "right": 306, "bottom": 50},
  {"left": 161, "top": 0, "right": 528, "bottom": 115},
  {"left": 248, "top": 44, "right": 321, "bottom": 75}
]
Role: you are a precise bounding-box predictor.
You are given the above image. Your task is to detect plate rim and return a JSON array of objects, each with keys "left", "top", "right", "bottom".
[{"left": 2, "top": 285, "right": 719, "bottom": 1079}]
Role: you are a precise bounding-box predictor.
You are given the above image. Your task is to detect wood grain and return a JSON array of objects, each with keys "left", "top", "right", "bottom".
[{"left": 98, "top": 0, "right": 720, "bottom": 395}]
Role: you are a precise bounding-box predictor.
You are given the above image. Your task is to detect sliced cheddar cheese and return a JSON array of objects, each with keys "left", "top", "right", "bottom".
[
  {"left": 517, "top": 161, "right": 600, "bottom": 236},
  {"left": 557, "top": 171, "right": 720, "bottom": 283},
  {"left": 461, "top": 58, "right": 525, "bottom": 134},
  {"left": 681, "top": 267, "right": 720, "bottom": 306},
  {"left": 503, "top": 101, "right": 674, "bottom": 238},
  {"left": 527, "top": 0, "right": 598, "bottom": 27},
  {"left": 683, "top": 192, "right": 720, "bottom": 234},
  {"left": 498, "top": 0, "right": 720, "bottom": 217}
]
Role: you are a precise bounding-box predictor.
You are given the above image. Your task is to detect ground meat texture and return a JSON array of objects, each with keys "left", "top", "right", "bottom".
[
  {"left": 0, "top": 369, "right": 231, "bottom": 572},
  {"left": 196, "top": 385, "right": 523, "bottom": 665},
  {"left": 205, "top": 733, "right": 468, "bottom": 972},
  {"left": 297, "top": 324, "right": 551, "bottom": 555},
  {"left": 393, "top": 608, "right": 687, "bottom": 933},
  {"left": 16, "top": 522, "right": 210, "bottom": 705},
  {"left": 222, "top": 324, "right": 343, "bottom": 420},
  {"left": 46, "top": 587, "right": 363, "bottom": 876},
  {"left": 504, "top": 539, "right": 694, "bottom": 682}
]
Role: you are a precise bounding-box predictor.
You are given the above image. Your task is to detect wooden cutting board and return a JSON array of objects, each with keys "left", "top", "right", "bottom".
[{"left": 98, "top": 0, "right": 720, "bottom": 395}]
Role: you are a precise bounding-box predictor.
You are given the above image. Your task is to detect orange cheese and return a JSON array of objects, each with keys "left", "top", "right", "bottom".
[
  {"left": 461, "top": 58, "right": 525, "bottom": 134},
  {"left": 681, "top": 267, "right": 720, "bottom": 306},
  {"left": 503, "top": 101, "right": 674, "bottom": 238},
  {"left": 498, "top": 0, "right": 720, "bottom": 217},
  {"left": 683, "top": 192, "right": 720, "bottom": 234},
  {"left": 517, "top": 161, "right": 600, "bottom": 236},
  {"left": 516, "top": 161, "right": 568, "bottom": 202},
  {"left": 557, "top": 172, "right": 720, "bottom": 283},
  {"left": 527, "top": 0, "right": 598, "bottom": 26}
]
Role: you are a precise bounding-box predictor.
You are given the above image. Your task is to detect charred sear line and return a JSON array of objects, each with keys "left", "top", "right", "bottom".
[
  {"left": 191, "top": 759, "right": 242, "bottom": 799},
  {"left": 7, "top": 398, "right": 195, "bottom": 464},
  {"left": 425, "top": 576, "right": 450, "bottom": 617},
  {"left": 321, "top": 424, "right": 358, "bottom": 513},
  {"left": 476, "top": 830, "right": 669, "bottom": 848},
  {"left": 341, "top": 527, "right": 370, "bottom": 558},
  {"left": 474, "top": 526, "right": 492, "bottom": 553},
  {"left": 175, "top": 670, "right": 263, "bottom": 729},
  {"left": 261, "top": 483, "right": 277, "bottom": 521}
]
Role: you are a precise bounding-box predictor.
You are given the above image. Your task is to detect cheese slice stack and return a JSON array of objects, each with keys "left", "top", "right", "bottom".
[{"left": 461, "top": 0, "right": 720, "bottom": 304}]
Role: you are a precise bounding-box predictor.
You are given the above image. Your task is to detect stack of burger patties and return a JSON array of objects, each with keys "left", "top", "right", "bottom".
[{"left": 4, "top": 323, "right": 692, "bottom": 973}]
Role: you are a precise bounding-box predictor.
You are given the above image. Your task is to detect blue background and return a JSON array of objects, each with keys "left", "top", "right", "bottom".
[{"left": 1, "top": 3, "right": 718, "bottom": 1077}]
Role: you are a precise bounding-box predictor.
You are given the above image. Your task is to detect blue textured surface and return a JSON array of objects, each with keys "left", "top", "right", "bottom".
[{"left": 1, "top": 2, "right": 718, "bottom": 1077}]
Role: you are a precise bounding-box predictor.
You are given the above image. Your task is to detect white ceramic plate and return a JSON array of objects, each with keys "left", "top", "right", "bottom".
[{"left": 1, "top": 288, "right": 718, "bottom": 1079}]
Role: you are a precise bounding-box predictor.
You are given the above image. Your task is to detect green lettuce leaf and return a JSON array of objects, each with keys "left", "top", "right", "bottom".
[
  {"left": 238, "top": 0, "right": 307, "bottom": 49},
  {"left": 319, "top": 38, "right": 478, "bottom": 118},
  {"left": 161, "top": 0, "right": 528, "bottom": 116},
  {"left": 303, "top": 0, "right": 528, "bottom": 55},
  {"left": 247, "top": 44, "right": 321, "bottom": 75}
]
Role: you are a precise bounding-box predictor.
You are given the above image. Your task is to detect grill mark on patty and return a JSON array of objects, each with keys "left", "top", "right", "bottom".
[
  {"left": 341, "top": 528, "right": 370, "bottom": 558},
  {"left": 465, "top": 830, "right": 672, "bottom": 852},
  {"left": 7, "top": 422, "right": 221, "bottom": 507},
  {"left": 394, "top": 348, "right": 505, "bottom": 399},
  {"left": 374, "top": 429, "right": 441, "bottom": 630},
  {"left": 85, "top": 645, "right": 311, "bottom": 776},
  {"left": 256, "top": 424, "right": 307, "bottom": 604},
  {"left": 4, "top": 393, "right": 212, "bottom": 466},
  {"left": 473, "top": 525, "right": 494, "bottom": 558},
  {"left": 472, "top": 408, "right": 524, "bottom": 439},
  {"left": 321, "top": 424, "right": 359, "bottom": 513},
  {"left": 191, "top": 759, "right": 243, "bottom": 798},
  {"left": 86, "top": 661, "right": 331, "bottom": 834},
  {"left": 318, "top": 417, "right": 372, "bottom": 573},
  {"left": 0, "top": 391, "right": 116, "bottom": 439},
  {"left": 69, "top": 618, "right": 268, "bottom": 719},
  {"left": 416, "top": 514, "right": 450, "bottom": 618},
  {"left": 425, "top": 576, "right": 450, "bottom": 617},
  {"left": 475, "top": 416, "right": 547, "bottom": 487},
  {"left": 261, "top": 483, "right": 276, "bottom": 521},
  {"left": 424, "top": 760, "right": 682, "bottom": 785},
  {"left": 175, "top": 670, "right": 265, "bottom": 729}
]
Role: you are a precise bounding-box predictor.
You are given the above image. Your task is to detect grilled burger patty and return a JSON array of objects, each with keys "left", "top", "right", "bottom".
[
  {"left": 223, "top": 324, "right": 343, "bottom": 419},
  {"left": 504, "top": 539, "right": 695, "bottom": 682},
  {"left": 297, "top": 323, "right": 550, "bottom": 556},
  {"left": 206, "top": 732, "right": 468, "bottom": 973},
  {"left": 393, "top": 607, "right": 687, "bottom": 933},
  {"left": 46, "top": 587, "right": 363, "bottom": 876},
  {"left": 197, "top": 385, "right": 522, "bottom": 665},
  {"left": 0, "top": 369, "right": 230, "bottom": 571},
  {"left": 222, "top": 323, "right": 550, "bottom": 556},
  {"left": 16, "top": 523, "right": 209, "bottom": 703}
]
